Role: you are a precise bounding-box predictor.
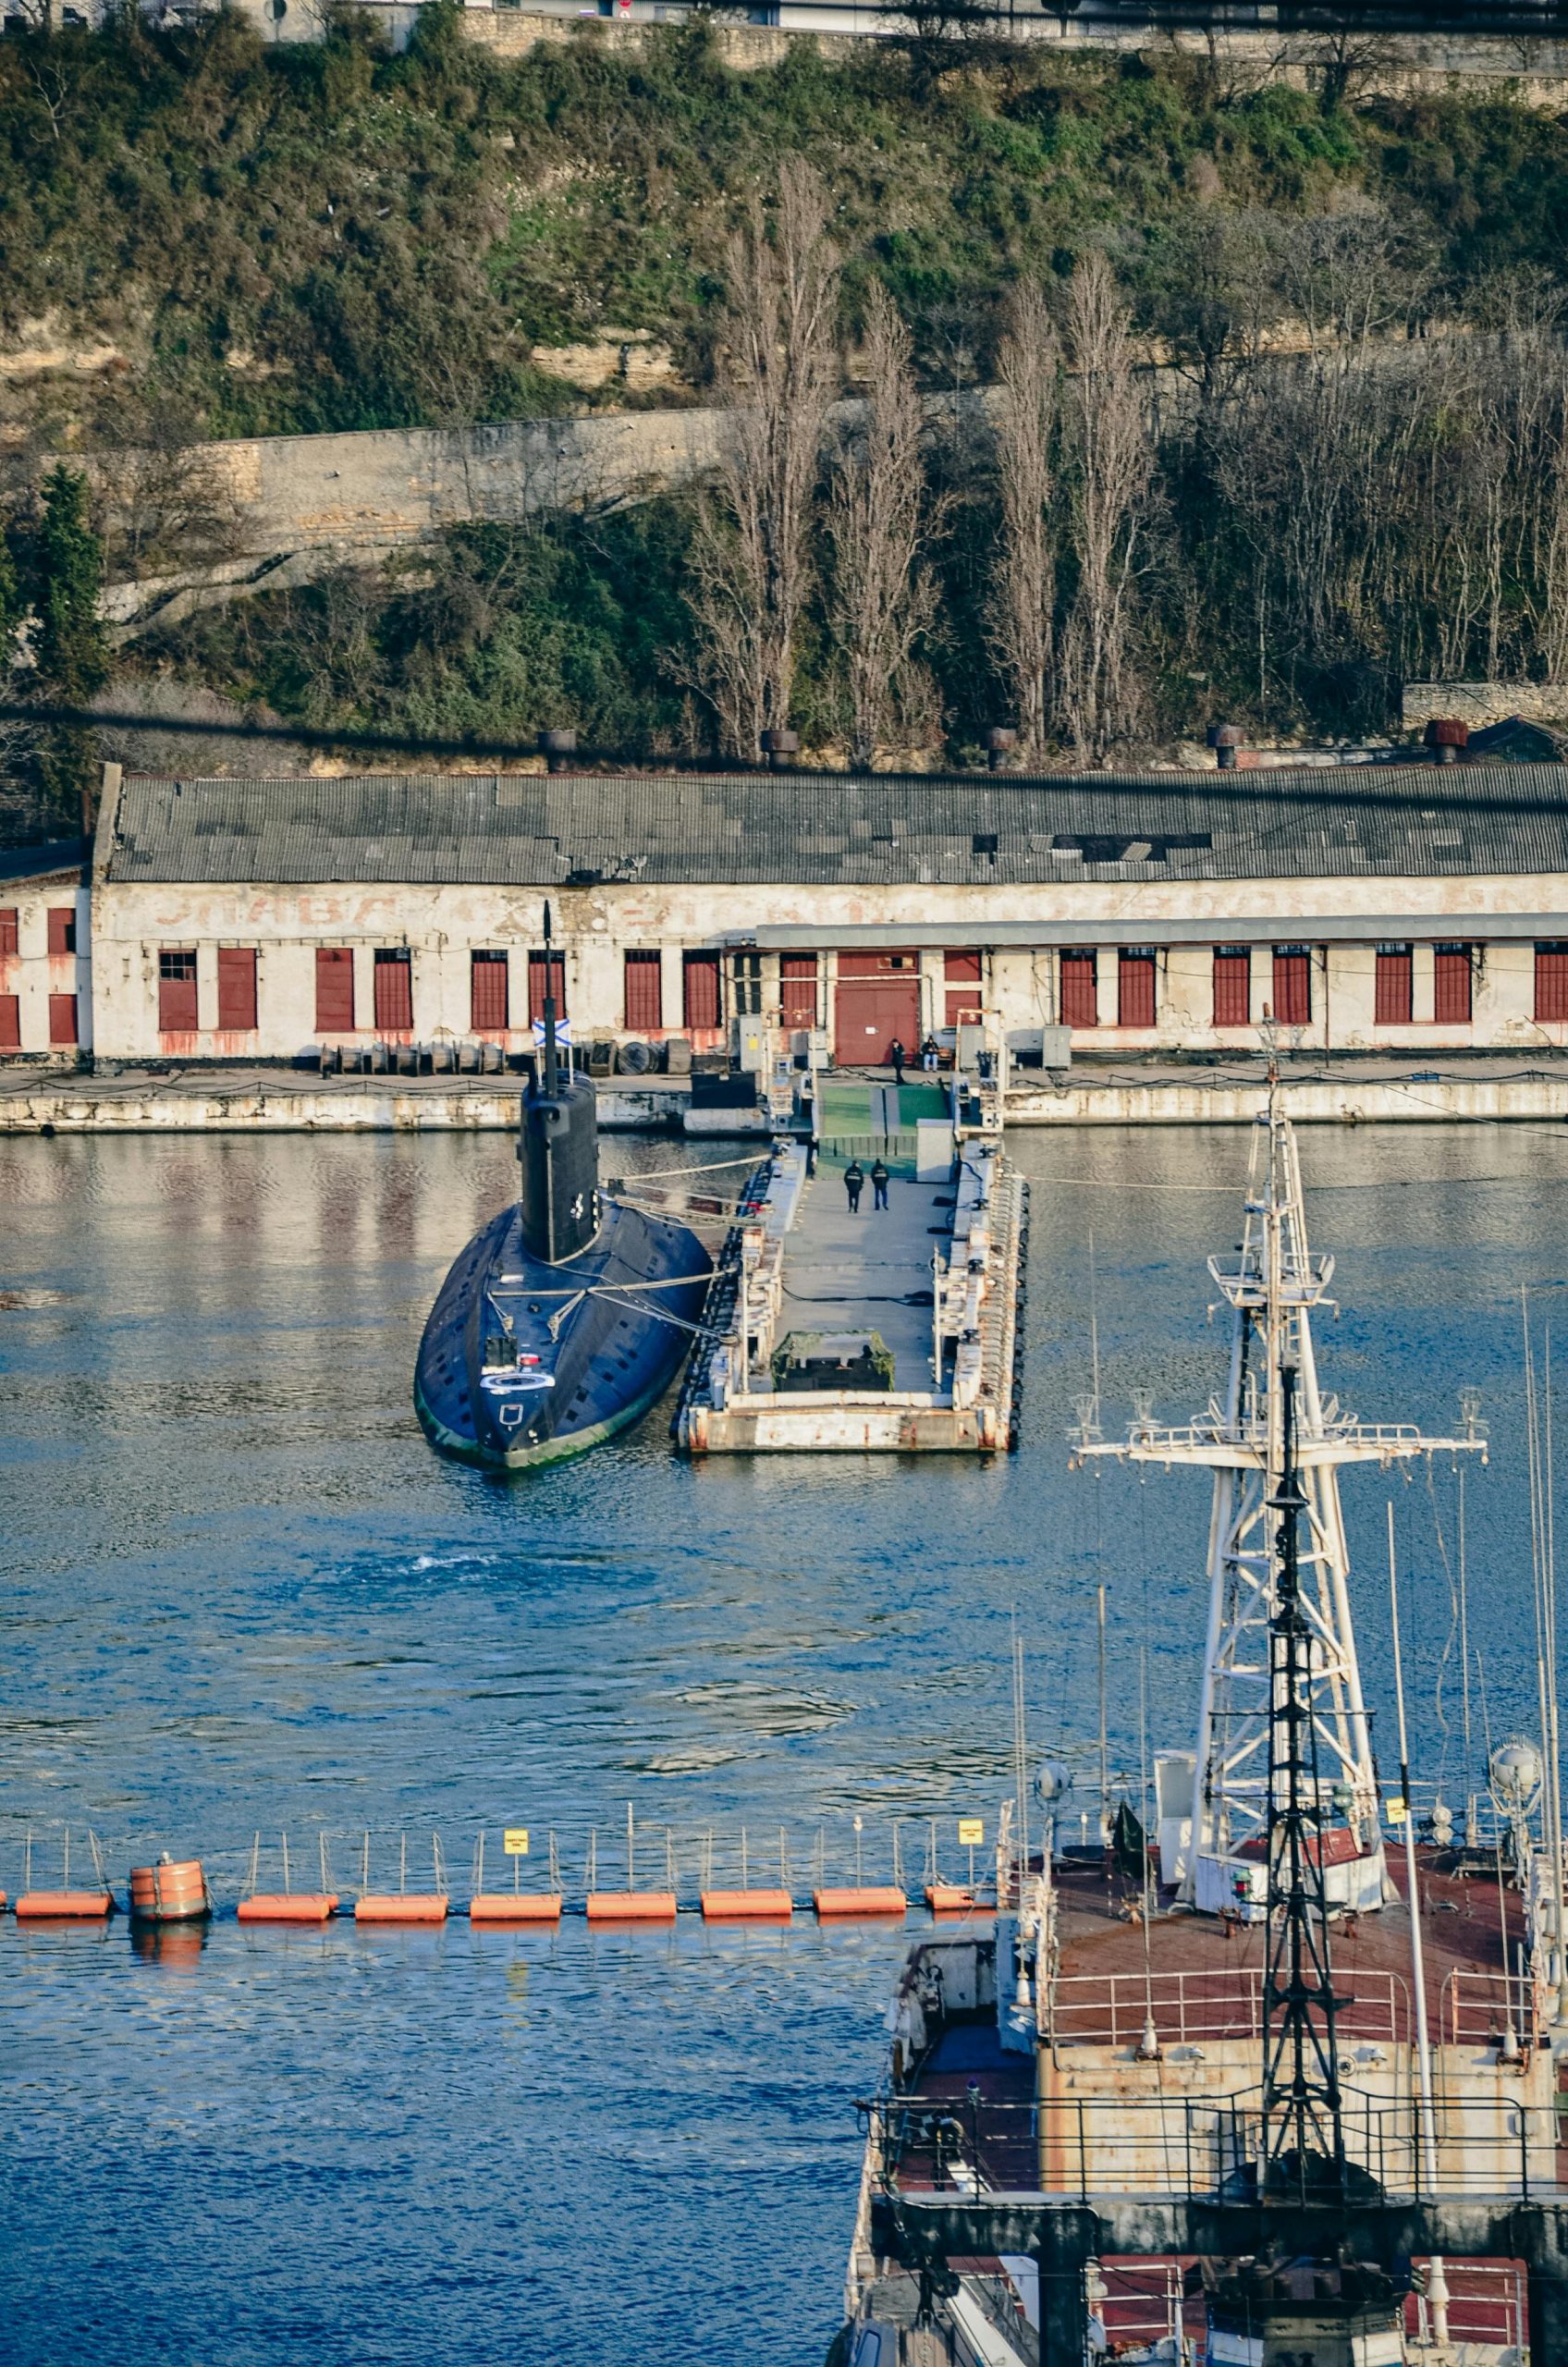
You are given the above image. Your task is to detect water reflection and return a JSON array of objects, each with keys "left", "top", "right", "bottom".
[{"left": 2, "top": 1120, "right": 1566, "bottom": 2362}]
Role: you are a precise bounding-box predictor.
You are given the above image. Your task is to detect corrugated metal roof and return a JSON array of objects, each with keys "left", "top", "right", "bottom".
[{"left": 103, "top": 766, "right": 1568, "bottom": 888}]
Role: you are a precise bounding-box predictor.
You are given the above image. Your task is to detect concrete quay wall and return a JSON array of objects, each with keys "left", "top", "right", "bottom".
[
  {"left": 0, "top": 1078, "right": 692, "bottom": 1134},
  {"left": 6, "top": 1067, "right": 1568, "bottom": 1133}
]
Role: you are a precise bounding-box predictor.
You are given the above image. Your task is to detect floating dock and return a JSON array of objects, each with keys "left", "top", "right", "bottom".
[{"left": 677, "top": 1045, "right": 1026, "bottom": 1454}]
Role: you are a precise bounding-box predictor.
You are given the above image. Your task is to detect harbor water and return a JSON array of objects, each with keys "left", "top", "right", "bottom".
[{"left": 1, "top": 1118, "right": 1562, "bottom": 2364}]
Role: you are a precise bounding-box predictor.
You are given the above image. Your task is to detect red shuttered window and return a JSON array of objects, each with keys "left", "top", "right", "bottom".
[
  {"left": 47, "top": 908, "right": 76, "bottom": 958},
  {"left": 1375, "top": 945, "right": 1413, "bottom": 1026},
  {"left": 1060, "top": 950, "right": 1098, "bottom": 1030},
  {"left": 1118, "top": 949, "right": 1157, "bottom": 1029},
  {"left": 682, "top": 951, "right": 722, "bottom": 1032},
  {"left": 1272, "top": 947, "right": 1312, "bottom": 1027},
  {"left": 528, "top": 951, "right": 567, "bottom": 1025},
  {"left": 779, "top": 954, "right": 816, "bottom": 1030},
  {"left": 374, "top": 949, "right": 413, "bottom": 1034},
  {"left": 48, "top": 993, "right": 78, "bottom": 1047},
  {"left": 0, "top": 995, "right": 18, "bottom": 1049},
  {"left": 1537, "top": 944, "right": 1568, "bottom": 1022},
  {"left": 1434, "top": 944, "right": 1472, "bottom": 1025},
  {"left": 1213, "top": 948, "right": 1251, "bottom": 1028},
  {"left": 217, "top": 949, "right": 258, "bottom": 1033},
  {"left": 315, "top": 948, "right": 355, "bottom": 1033},
  {"left": 158, "top": 948, "right": 199, "bottom": 1033},
  {"left": 623, "top": 950, "right": 663, "bottom": 1032},
  {"left": 0, "top": 909, "right": 17, "bottom": 958},
  {"left": 472, "top": 950, "right": 508, "bottom": 1033}
]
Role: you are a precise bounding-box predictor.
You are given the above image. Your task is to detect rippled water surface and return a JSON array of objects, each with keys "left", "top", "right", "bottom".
[{"left": 2, "top": 1119, "right": 1564, "bottom": 2364}]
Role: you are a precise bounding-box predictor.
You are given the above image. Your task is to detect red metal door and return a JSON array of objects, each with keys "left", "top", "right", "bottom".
[
  {"left": 1375, "top": 946, "right": 1413, "bottom": 1025},
  {"left": 0, "top": 994, "right": 18, "bottom": 1050},
  {"left": 216, "top": 949, "right": 258, "bottom": 1033},
  {"left": 1212, "top": 949, "right": 1250, "bottom": 1027},
  {"left": 623, "top": 950, "right": 662, "bottom": 1031},
  {"left": 1272, "top": 947, "right": 1312, "bottom": 1026},
  {"left": 681, "top": 951, "right": 720, "bottom": 1033},
  {"left": 833, "top": 979, "right": 919, "bottom": 1064},
  {"left": 315, "top": 948, "right": 355, "bottom": 1032},
  {"left": 1434, "top": 944, "right": 1472, "bottom": 1024},
  {"left": 157, "top": 949, "right": 199, "bottom": 1034},
  {"left": 374, "top": 949, "right": 413, "bottom": 1034},
  {"left": 780, "top": 954, "right": 816, "bottom": 1030},
  {"left": 944, "top": 950, "right": 982, "bottom": 1031}
]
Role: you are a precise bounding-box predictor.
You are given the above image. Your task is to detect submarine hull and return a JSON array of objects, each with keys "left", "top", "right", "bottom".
[{"left": 414, "top": 1199, "right": 711, "bottom": 1472}]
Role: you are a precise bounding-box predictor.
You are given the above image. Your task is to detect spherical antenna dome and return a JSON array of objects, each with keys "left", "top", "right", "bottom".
[
  {"left": 1035, "top": 1760, "right": 1071, "bottom": 1808},
  {"left": 1489, "top": 1738, "right": 1543, "bottom": 1810}
]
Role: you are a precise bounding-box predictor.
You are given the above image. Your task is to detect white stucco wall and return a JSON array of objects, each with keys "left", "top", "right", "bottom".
[
  {"left": 0, "top": 872, "right": 92, "bottom": 1059},
  {"left": 76, "top": 868, "right": 1568, "bottom": 1063}
]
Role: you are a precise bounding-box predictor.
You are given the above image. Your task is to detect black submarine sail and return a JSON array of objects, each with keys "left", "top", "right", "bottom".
[{"left": 414, "top": 909, "right": 712, "bottom": 1470}]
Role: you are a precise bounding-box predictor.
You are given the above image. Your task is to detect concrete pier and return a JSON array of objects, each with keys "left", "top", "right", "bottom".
[{"left": 677, "top": 1121, "right": 1026, "bottom": 1455}]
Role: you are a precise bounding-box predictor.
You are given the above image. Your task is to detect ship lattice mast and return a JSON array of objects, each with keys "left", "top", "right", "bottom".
[{"left": 1078, "top": 1100, "right": 1485, "bottom": 1918}]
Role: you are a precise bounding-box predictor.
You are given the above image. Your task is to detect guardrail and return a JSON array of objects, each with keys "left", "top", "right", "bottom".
[
  {"left": 1048, "top": 1966, "right": 1410, "bottom": 2048},
  {"left": 869, "top": 2087, "right": 1564, "bottom": 2204},
  {"left": 1441, "top": 1967, "right": 1541, "bottom": 2046}
]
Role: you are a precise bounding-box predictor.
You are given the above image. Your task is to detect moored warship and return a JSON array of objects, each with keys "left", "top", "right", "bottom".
[
  {"left": 415, "top": 921, "right": 711, "bottom": 1470},
  {"left": 838, "top": 1105, "right": 1561, "bottom": 2366}
]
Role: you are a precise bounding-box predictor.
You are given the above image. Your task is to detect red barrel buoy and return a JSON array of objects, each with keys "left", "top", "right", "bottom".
[{"left": 129, "top": 1857, "right": 212, "bottom": 1924}]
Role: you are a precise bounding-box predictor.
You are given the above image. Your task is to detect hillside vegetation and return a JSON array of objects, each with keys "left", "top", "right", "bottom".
[
  {"left": 6, "top": 14, "right": 1568, "bottom": 834},
  {"left": 2, "top": 9, "right": 1565, "bottom": 436}
]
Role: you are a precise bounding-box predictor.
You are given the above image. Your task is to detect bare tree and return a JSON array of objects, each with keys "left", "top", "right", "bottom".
[
  {"left": 1058, "top": 254, "right": 1153, "bottom": 766},
  {"left": 685, "top": 162, "right": 840, "bottom": 759},
  {"left": 987, "top": 280, "right": 1060, "bottom": 765},
  {"left": 828, "top": 285, "right": 941, "bottom": 771}
]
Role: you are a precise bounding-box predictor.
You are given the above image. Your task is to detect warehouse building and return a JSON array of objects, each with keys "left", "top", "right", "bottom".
[
  {"left": 14, "top": 760, "right": 1568, "bottom": 1067},
  {"left": 0, "top": 842, "right": 93, "bottom": 1061}
]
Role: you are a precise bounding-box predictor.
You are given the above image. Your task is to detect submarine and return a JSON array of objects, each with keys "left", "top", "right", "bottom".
[{"left": 414, "top": 925, "right": 713, "bottom": 1470}]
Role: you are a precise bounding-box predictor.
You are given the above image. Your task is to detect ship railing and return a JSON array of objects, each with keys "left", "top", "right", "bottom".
[
  {"left": 869, "top": 2088, "right": 1564, "bottom": 2204},
  {"left": 1440, "top": 1966, "right": 1543, "bottom": 2047},
  {"left": 1047, "top": 1966, "right": 1408, "bottom": 2048},
  {"left": 1099, "top": 1417, "right": 1439, "bottom": 1456}
]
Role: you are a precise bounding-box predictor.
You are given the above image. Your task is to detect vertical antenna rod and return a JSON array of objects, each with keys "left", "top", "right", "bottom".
[{"left": 541, "top": 899, "right": 559, "bottom": 1098}]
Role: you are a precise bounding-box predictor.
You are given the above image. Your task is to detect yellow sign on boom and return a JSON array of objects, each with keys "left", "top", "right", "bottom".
[
  {"left": 504, "top": 1828, "right": 530, "bottom": 1856},
  {"left": 957, "top": 1819, "right": 985, "bottom": 1846}
]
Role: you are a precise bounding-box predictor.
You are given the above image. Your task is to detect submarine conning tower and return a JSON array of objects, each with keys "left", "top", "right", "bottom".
[
  {"left": 516, "top": 916, "right": 599, "bottom": 1266},
  {"left": 517, "top": 1065, "right": 599, "bottom": 1264}
]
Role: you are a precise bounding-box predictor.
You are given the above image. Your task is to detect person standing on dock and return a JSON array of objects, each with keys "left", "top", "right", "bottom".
[
  {"left": 888, "top": 1036, "right": 907, "bottom": 1085},
  {"left": 870, "top": 1157, "right": 890, "bottom": 1211},
  {"left": 844, "top": 1159, "right": 865, "bottom": 1213}
]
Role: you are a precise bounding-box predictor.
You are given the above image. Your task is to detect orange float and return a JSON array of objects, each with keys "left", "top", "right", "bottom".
[
  {"left": 16, "top": 1890, "right": 115, "bottom": 1919},
  {"left": 925, "top": 1883, "right": 984, "bottom": 1914},
  {"left": 355, "top": 1894, "right": 449, "bottom": 1924},
  {"left": 129, "top": 1858, "right": 212, "bottom": 1923},
  {"left": 699, "top": 1888, "right": 793, "bottom": 1920},
  {"left": 468, "top": 1894, "right": 564, "bottom": 1924},
  {"left": 238, "top": 1894, "right": 338, "bottom": 1924},
  {"left": 585, "top": 1891, "right": 678, "bottom": 1923},
  {"left": 813, "top": 1886, "right": 908, "bottom": 1919}
]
